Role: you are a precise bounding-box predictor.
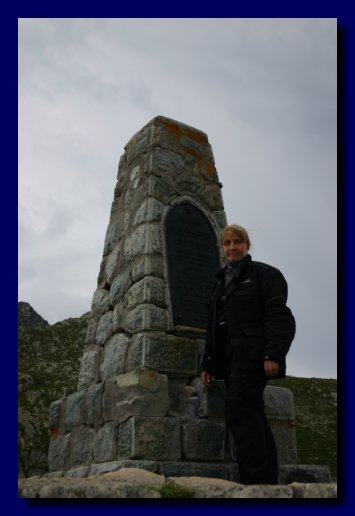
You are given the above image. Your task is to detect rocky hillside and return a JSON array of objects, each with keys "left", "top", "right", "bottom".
[
  {"left": 18, "top": 468, "right": 337, "bottom": 498},
  {"left": 18, "top": 304, "right": 90, "bottom": 477},
  {"left": 18, "top": 303, "right": 337, "bottom": 480}
]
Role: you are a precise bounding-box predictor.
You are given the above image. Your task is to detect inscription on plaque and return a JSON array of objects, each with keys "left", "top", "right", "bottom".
[{"left": 165, "top": 203, "right": 220, "bottom": 328}]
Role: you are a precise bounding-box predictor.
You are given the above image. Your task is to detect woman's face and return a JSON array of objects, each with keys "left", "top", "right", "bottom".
[{"left": 221, "top": 233, "right": 249, "bottom": 263}]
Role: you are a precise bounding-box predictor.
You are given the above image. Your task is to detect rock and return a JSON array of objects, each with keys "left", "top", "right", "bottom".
[
  {"left": 18, "top": 469, "right": 338, "bottom": 498},
  {"left": 19, "top": 477, "right": 161, "bottom": 498},
  {"left": 290, "top": 482, "right": 337, "bottom": 498},
  {"left": 166, "top": 476, "right": 243, "bottom": 498},
  {"left": 100, "top": 467, "right": 165, "bottom": 487},
  {"left": 235, "top": 484, "right": 294, "bottom": 498},
  {"left": 89, "top": 460, "right": 158, "bottom": 477}
]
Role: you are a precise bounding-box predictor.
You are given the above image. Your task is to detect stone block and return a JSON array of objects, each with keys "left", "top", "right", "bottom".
[
  {"left": 167, "top": 379, "right": 194, "bottom": 417},
  {"left": 279, "top": 464, "right": 331, "bottom": 484},
  {"left": 118, "top": 417, "right": 181, "bottom": 460},
  {"left": 65, "top": 390, "right": 87, "bottom": 430},
  {"left": 68, "top": 425, "right": 96, "bottom": 468},
  {"left": 99, "top": 333, "right": 130, "bottom": 381},
  {"left": 94, "top": 422, "right": 118, "bottom": 463},
  {"left": 213, "top": 210, "right": 228, "bottom": 229},
  {"left": 124, "top": 180, "right": 150, "bottom": 212},
  {"left": 226, "top": 427, "right": 237, "bottom": 461},
  {"left": 64, "top": 465, "right": 90, "bottom": 478},
  {"left": 120, "top": 212, "right": 130, "bottom": 237},
  {"left": 131, "top": 255, "right": 165, "bottom": 282},
  {"left": 194, "top": 159, "right": 218, "bottom": 183},
  {"left": 103, "top": 221, "right": 120, "bottom": 256},
  {"left": 133, "top": 198, "right": 163, "bottom": 226},
  {"left": 48, "top": 434, "right": 70, "bottom": 472},
  {"left": 109, "top": 269, "right": 132, "bottom": 306},
  {"left": 44, "top": 471, "right": 65, "bottom": 478},
  {"left": 89, "top": 460, "right": 158, "bottom": 477},
  {"left": 195, "top": 338, "right": 206, "bottom": 358},
  {"left": 77, "top": 348, "right": 100, "bottom": 391},
  {"left": 181, "top": 397, "right": 200, "bottom": 419},
  {"left": 48, "top": 398, "right": 66, "bottom": 436},
  {"left": 86, "top": 383, "right": 103, "bottom": 427},
  {"left": 95, "top": 311, "right": 113, "bottom": 346},
  {"left": 226, "top": 417, "right": 298, "bottom": 465},
  {"left": 264, "top": 386, "right": 295, "bottom": 419},
  {"left": 180, "top": 134, "right": 213, "bottom": 161},
  {"left": 112, "top": 302, "right": 124, "bottom": 332},
  {"left": 105, "top": 245, "right": 121, "bottom": 285},
  {"left": 146, "top": 176, "right": 177, "bottom": 205},
  {"left": 126, "top": 276, "right": 167, "bottom": 310},
  {"left": 269, "top": 419, "right": 298, "bottom": 465},
  {"left": 102, "top": 369, "right": 170, "bottom": 424},
  {"left": 173, "top": 170, "right": 204, "bottom": 196},
  {"left": 85, "top": 317, "right": 98, "bottom": 346},
  {"left": 182, "top": 420, "right": 226, "bottom": 461},
  {"left": 150, "top": 117, "right": 213, "bottom": 163},
  {"left": 125, "top": 124, "right": 154, "bottom": 164},
  {"left": 126, "top": 332, "right": 196, "bottom": 375},
  {"left": 191, "top": 377, "right": 225, "bottom": 418},
  {"left": 97, "top": 256, "right": 108, "bottom": 289},
  {"left": 202, "top": 184, "right": 224, "bottom": 210},
  {"left": 158, "top": 461, "right": 233, "bottom": 481},
  {"left": 123, "top": 304, "right": 169, "bottom": 333},
  {"left": 149, "top": 146, "right": 186, "bottom": 178},
  {"left": 123, "top": 224, "right": 162, "bottom": 261},
  {"left": 91, "top": 289, "right": 111, "bottom": 317}
]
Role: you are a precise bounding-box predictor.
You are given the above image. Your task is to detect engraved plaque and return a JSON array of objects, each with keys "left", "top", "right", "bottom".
[{"left": 165, "top": 203, "right": 220, "bottom": 328}]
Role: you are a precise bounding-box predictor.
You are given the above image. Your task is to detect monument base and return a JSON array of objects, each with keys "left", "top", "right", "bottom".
[{"left": 43, "top": 459, "right": 331, "bottom": 484}]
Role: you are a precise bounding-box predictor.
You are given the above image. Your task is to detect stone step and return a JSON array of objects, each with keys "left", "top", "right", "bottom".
[
  {"left": 40, "top": 460, "right": 332, "bottom": 485},
  {"left": 18, "top": 467, "right": 336, "bottom": 499}
]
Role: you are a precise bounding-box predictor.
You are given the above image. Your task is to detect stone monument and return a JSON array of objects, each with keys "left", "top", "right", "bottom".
[{"left": 48, "top": 116, "right": 300, "bottom": 481}]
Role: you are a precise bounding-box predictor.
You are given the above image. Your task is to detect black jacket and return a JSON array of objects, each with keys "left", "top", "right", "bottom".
[{"left": 200, "top": 254, "right": 296, "bottom": 379}]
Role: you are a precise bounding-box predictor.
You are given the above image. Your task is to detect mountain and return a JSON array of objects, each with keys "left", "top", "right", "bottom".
[
  {"left": 18, "top": 303, "right": 337, "bottom": 480},
  {"left": 18, "top": 301, "right": 49, "bottom": 328}
]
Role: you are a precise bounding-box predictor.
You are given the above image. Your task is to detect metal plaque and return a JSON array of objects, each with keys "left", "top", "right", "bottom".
[{"left": 165, "top": 203, "right": 220, "bottom": 329}]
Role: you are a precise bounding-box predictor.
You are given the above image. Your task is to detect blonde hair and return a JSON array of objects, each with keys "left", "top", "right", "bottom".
[{"left": 220, "top": 225, "right": 251, "bottom": 250}]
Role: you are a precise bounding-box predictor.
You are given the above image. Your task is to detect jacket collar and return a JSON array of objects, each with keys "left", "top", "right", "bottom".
[{"left": 216, "top": 253, "right": 252, "bottom": 278}]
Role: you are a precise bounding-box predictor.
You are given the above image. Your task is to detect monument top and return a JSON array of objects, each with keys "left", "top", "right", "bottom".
[{"left": 127, "top": 115, "right": 209, "bottom": 144}]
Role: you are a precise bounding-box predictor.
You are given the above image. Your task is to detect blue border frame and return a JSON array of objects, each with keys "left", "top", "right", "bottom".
[{"left": 11, "top": 3, "right": 352, "bottom": 513}]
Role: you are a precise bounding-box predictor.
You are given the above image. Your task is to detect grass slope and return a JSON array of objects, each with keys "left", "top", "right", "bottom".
[{"left": 269, "top": 376, "right": 337, "bottom": 480}]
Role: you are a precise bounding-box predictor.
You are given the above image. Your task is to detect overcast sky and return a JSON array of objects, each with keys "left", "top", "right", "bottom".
[{"left": 18, "top": 18, "right": 337, "bottom": 379}]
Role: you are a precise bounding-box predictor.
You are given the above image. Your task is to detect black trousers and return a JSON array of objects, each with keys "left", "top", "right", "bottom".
[{"left": 222, "top": 333, "right": 279, "bottom": 484}]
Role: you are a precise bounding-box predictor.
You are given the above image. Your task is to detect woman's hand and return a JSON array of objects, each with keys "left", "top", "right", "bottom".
[
  {"left": 200, "top": 371, "right": 212, "bottom": 387},
  {"left": 264, "top": 360, "right": 279, "bottom": 377}
]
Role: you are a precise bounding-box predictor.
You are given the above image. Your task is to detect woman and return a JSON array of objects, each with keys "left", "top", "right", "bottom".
[{"left": 200, "top": 225, "right": 296, "bottom": 485}]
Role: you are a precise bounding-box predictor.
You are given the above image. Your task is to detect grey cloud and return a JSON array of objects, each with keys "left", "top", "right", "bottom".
[
  {"left": 44, "top": 205, "right": 74, "bottom": 238},
  {"left": 18, "top": 18, "right": 337, "bottom": 378}
]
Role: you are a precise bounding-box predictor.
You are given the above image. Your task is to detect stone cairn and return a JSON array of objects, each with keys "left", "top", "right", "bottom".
[{"left": 47, "top": 116, "right": 328, "bottom": 484}]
